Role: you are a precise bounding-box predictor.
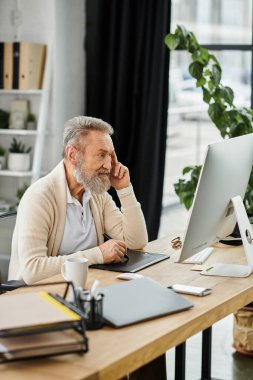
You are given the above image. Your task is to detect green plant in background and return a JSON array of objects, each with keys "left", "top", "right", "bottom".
[
  {"left": 27, "top": 113, "right": 36, "bottom": 122},
  {"left": 16, "top": 183, "right": 29, "bottom": 202},
  {"left": 9, "top": 137, "right": 32, "bottom": 153},
  {"left": 0, "top": 109, "right": 10, "bottom": 129},
  {"left": 0, "top": 145, "right": 6, "bottom": 156},
  {"left": 165, "top": 25, "right": 253, "bottom": 215}
]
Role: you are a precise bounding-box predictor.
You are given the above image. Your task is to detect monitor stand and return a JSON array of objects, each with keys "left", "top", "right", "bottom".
[{"left": 201, "top": 195, "right": 253, "bottom": 278}]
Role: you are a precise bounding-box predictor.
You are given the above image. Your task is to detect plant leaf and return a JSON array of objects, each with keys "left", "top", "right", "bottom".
[
  {"left": 196, "top": 77, "right": 206, "bottom": 87},
  {"left": 208, "top": 103, "right": 223, "bottom": 122},
  {"left": 189, "top": 61, "right": 203, "bottom": 80},
  {"left": 164, "top": 34, "right": 180, "bottom": 50},
  {"left": 212, "top": 64, "right": 222, "bottom": 85},
  {"left": 203, "top": 87, "right": 211, "bottom": 103}
]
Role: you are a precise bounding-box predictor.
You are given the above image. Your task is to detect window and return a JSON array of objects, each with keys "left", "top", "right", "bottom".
[{"left": 159, "top": 0, "right": 253, "bottom": 237}]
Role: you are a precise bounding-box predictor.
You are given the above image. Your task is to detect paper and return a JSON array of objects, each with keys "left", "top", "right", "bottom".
[{"left": 191, "top": 264, "right": 213, "bottom": 271}]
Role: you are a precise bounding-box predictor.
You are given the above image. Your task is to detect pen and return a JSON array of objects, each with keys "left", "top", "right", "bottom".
[
  {"left": 90, "top": 279, "right": 100, "bottom": 299},
  {"left": 103, "top": 233, "right": 129, "bottom": 261}
]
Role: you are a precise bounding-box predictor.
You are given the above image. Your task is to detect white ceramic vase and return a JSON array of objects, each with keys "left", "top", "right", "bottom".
[{"left": 8, "top": 153, "right": 30, "bottom": 171}]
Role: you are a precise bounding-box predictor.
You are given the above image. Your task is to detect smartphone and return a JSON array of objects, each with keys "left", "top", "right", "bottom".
[{"left": 170, "top": 284, "right": 212, "bottom": 296}]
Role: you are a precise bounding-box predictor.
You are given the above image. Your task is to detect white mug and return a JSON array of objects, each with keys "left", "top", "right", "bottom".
[{"left": 61, "top": 257, "right": 89, "bottom": 289}]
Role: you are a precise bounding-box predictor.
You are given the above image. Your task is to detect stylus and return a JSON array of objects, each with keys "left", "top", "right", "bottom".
[{"left": 103, "top": 233, "right": 129, "bottom": 261}]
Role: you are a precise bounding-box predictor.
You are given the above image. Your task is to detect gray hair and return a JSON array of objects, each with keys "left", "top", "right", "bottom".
[{"left": 63, "top": 116, "right": 114, "bottom": 157}]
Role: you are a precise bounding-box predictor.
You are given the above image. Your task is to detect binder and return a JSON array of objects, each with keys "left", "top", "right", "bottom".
[
  {"left": 0, "top": 282, "right": 88, "bottom": 363},
  {"left": 0, "top": 42, "right": 3, "bottom": 89},
  {"left": 3, "top": 42, "right": 13, "bottom": 90},
  {"left": 12, "top": 42, "right": 20, "bottom": 89},
  {"left": 19, "top": 42, "right": 46, "bottom": 89}
]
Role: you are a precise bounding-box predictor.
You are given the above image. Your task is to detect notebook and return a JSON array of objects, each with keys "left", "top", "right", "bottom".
[
  {"left": 102, "top": 277, "right": 193, "bottom": 327},
  {"left": 90, "top": 249, "right": 170, "bottom": 272},
  {"left": 0, "top": 291, "right": 81, "bottom": 336}
]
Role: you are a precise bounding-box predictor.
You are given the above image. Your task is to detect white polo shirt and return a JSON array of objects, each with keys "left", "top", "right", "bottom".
[{"left": 58, "top": 183, "right": 97, "bottom": 255}]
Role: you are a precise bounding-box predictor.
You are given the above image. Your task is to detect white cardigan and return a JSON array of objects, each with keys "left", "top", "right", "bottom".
[{"left": 8, "top": 161, "right": 148, "bottom": 284}]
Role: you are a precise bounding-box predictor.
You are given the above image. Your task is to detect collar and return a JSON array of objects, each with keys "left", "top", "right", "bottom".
[{"left": 66, "top": 182, "right": 91, "bottom": 206}]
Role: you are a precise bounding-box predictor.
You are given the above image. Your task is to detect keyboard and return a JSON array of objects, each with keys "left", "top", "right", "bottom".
[{"left": 183, "top": 247, "right": 214, "bottom": 264}]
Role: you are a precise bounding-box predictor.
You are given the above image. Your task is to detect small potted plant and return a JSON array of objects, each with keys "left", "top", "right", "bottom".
[
  {"left": 7, "top": 138, "right": 32, "bottom": 171},
  {"left": 0, "top": 145, "right": 6, "bottom": 170},
  {"left": 0, "top": 109, "right": 10, "bottom": 129},
  {"left": 27, "top": 113, "right": 36, "bottom": 130}
]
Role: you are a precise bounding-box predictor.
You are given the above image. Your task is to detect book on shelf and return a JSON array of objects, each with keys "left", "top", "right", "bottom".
[
  {"left": 19, "top": 42, "right": 46, "bottom": 90},
  {"left": 3, "top": 42, "right": 13, "bottom": 90},
  {"left": 0, "top": 42, "right": 3, "bottom": 89},
  {"left": 0, "top": 291, "right": 81, "bottom": 336},
  {"left": 12, "top": 42, "right": 20, "bottom": 89}
]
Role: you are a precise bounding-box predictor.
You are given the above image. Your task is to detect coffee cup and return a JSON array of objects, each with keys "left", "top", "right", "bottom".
[{"left": 61, "top": 257, "right": 89, "bottom": 289}]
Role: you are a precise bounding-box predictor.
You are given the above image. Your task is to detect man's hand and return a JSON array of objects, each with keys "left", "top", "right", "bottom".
[
  {"left": 109, "top": 151, "right": 130, "bottom": 190},
  {"left": 99, "top": 239, "right": 127, "bottom": 263}
]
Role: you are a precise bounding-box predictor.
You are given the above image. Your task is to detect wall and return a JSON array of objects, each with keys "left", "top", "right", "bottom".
[{"left": 0, "top": 0, "right": 85, "bottom": 171}]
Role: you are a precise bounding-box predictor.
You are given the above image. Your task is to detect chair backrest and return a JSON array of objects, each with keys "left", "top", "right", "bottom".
[{"left": 0, "top": 211, "right": 17, "bottom": 282}]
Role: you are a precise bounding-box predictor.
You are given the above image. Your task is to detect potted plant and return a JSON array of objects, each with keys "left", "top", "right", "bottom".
[
  {"left": 7, "top": 138, "right": 32, "bottom": 171},
  {"left": 165, "top": 25, "right": 253, "bottom": 356},
  {"left": 0, "top": 109, "right": 10, "bottom": 129},
  {"left": 165, "top": 25, "right": 253, "bottom": 217},
  {"left": 0, "top": 145, "right": 6, "bottom": 170},
  {"left": 26, "top": 113, "right": 36, "bottom": 130}
]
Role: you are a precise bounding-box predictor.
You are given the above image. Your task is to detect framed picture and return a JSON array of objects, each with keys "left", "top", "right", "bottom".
[{"left": 9, "top": 100, "right": 29, "bottom": 130}]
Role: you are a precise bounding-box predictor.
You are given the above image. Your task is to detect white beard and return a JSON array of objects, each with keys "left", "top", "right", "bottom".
[{"left": 73, "top": 159, "right": 111, "bottom": 194}]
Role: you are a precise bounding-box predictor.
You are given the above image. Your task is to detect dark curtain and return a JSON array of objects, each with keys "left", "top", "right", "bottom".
[{"left": 85, "top": 0, "right": 171, "bottom": 240}]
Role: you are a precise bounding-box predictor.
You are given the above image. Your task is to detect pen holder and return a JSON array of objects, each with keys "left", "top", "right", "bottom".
[{"left": 79, "top": 291, "right": 104, "bottom": 330}]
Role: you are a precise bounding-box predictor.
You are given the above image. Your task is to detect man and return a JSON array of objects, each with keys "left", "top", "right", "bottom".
[{"left": 8, "top": 116, "right": 148, "bottom": 284}]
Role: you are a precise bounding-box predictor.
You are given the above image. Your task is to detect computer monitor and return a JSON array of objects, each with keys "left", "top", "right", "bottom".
[{"left": 177, "top": 134, "right": 253, "bottom": 277}]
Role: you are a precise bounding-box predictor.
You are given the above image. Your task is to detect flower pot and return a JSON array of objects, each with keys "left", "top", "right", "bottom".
[
  {"left": 8, "top": 153, "right": 30, "bottom": 171},
  {"left": 233, "top": 305, "right": 253, "bottom": 356}
]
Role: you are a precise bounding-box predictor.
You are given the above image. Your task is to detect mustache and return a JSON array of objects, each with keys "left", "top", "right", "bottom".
[{"left": 97, "top": 170, "right": 110, "bottom": 175}]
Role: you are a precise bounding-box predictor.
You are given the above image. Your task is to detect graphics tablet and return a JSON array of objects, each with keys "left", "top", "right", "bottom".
[{"left": 90, "top": 249, "right": 170, "bottom": 272}]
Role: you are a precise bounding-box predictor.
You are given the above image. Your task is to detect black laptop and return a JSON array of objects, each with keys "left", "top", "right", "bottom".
[{"left": 90, "top": 249, "right": 170, "bottom": 272}]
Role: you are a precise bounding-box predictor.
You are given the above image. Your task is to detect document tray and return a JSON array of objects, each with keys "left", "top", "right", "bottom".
[{"left": 0, "top": 281, "right": 88, "bottom": 363}]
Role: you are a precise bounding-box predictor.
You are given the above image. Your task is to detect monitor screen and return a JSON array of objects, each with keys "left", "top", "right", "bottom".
[{"left": 177, "top": 134, "right": 253, "bottom": 277}]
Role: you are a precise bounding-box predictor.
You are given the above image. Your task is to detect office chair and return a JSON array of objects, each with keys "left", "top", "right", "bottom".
[{"left": 0, "top": 211, "right": 26, "bottom": 293}]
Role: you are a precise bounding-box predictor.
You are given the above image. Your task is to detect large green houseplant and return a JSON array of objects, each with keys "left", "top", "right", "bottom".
[{"left": 164, "top": 25, "right": 253, "bottom": 217}]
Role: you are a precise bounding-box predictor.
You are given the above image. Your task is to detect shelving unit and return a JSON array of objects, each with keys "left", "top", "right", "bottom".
[{"left": 0, "top": 45, "right": 52, "bottom": 205}]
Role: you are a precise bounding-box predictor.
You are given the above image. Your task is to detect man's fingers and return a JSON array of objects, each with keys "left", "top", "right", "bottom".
[
  {"left": 112, "top": 151, "right": 118, "bottom": 164},
  {"left": 99, "top": 239, "right": 127, "bottom": 263}
]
